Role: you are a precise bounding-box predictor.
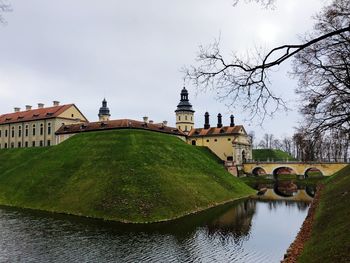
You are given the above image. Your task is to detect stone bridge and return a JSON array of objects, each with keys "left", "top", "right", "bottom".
[{"left": 243, "top": 161, "right": 349, "bottom": 177}]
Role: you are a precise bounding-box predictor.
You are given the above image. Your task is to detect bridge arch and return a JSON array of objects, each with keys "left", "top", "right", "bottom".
[
  {"left": 272, "top": 166, "right": 297, "bottom": 179},
  {"left": 251, "top": 167, "right": 267, "bottom": 176},
  {"left": 303, "top": 167, "right": 324, "bottom": 178}
]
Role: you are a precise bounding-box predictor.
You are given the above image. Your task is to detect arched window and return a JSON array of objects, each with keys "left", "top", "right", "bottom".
[
  {"left": 47, "top": 123, "right": 51, "bottom": 135},
  {"left": 32, "top": 124, "right": 36, "bottom": 136},
  {"left": 40, "top": 123, "right": 44, "bottom": 135},
  {"left": 11, "top": 127, "right": 15, "bottom": 138},
  {"left": 18, "top": 126, "right": 22, "bottom": 137},
  {"left": 242, "top": 150, "right": 247, "bottom": 163},
  {"left": 25, "top": 125, "right": 29, "bottom": 137}
]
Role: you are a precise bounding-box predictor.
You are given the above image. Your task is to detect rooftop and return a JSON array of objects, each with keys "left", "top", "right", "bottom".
[
  {"left": 56, "top": 119, "right": 186, "bottom": 136},
  {"left": 0, "top": 104, "right": 77, "bottom": 125}
]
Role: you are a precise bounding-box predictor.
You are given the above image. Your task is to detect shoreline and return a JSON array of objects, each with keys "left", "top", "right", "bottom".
[
  {"left": 0, "top": 193, "right": 254, "bottom": 225},
  {"left": 281, "top": 184, "right": 324, "bottom": 263}
]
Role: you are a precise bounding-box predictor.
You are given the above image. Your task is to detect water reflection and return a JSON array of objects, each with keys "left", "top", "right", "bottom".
[
  {"left": 0, "top": 199, "right": 308, "bottom": 263},
  {"left": 253, "top": 180, "right": 316, "bottom": 202}
]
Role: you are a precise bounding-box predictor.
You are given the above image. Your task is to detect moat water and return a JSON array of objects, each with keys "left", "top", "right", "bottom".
[{"left": 0, "top": 198, "right": 310, "bottom": 263}]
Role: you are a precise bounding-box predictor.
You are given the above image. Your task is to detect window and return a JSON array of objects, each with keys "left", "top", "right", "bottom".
[
  {"left": 32, "top": 125, "right": 36, "bottom": 136},
  {"left": 25, "top": 125, "right": 29, "bottom": 137},
  {"left": 40, "top": 124, "right": 44, "bottom": 135},
  {"left": 10, "top": 142, "right": 14, "bottom": 148},
  {"left": 5, "top": 130, "right": 8, "bottom": 137},
  {"left": 40, "top": 140, "right": 43, "bottom": 147},
  {"left": 18, "top": 142, "right": 21, "bottom": 148},
  {"left": 185, "top": 115, "right": 188, "bottom": 121},
  {"left": 0, "top": 130, "right": 2, "bottom": 137},
  {"left": 178, "top": 116, "right": 181, "bottom": 121},
  {"left": 192, "top": 140, "right": 196, "bottom": 146},
  {"left": 47, "top": 140, "right": 51, "bottom": 146},
  {"left": 185, "top": 125, "right": 188, "bottom": 131},
  {"left": 228, "top": 138, "right": 231, "bottom": 141},
  {"left": 47, "top": 123, "right": 51, "bottom": 135},
  {"left": 32, "top": 141, "right": 35, "bottom": 147},
  {"left": 214, "top": 139, "right": 218, "bottom": 142},
  {"left": 18, "top": 126, "right": 22, "bottom": 137},
  {"left": 206, "top": 139, "right": 209, "bottom": 142},
  {"left": 191, "top": 116, "right": 193, "bottom": 121},
  {"left": 11, "top": 127, "right": 14, "bottom": 138},
  {"left": 4, "top": 143, "right": 8, "bottom": 148},
  {"left": 25, "top": 141, "right": 28, "bottom": 147},
  {"left": 71, "top": 114, "right": 74, "bottom": 117}
]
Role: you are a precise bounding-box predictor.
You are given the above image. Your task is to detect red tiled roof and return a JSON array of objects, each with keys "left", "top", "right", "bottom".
[
  {"left": 0, "top": 104, "right": 76, "bottom": 125},
  {"left": 187, "top": 125, "right": 245, "bottom": 137},
  {"left": 56, "top": 119, "right": 186, "bottom": 136}
]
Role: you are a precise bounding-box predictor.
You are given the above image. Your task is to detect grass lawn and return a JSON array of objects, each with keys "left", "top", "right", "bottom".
[
  {"left": 298, "top": 165, "right": 350, "bottom": 262},
  {"left": 0, "top": 129, "right": 254, "bottom": 223},
  {"left": 252, "top": 149, "right": 296, "bottom": 161}
]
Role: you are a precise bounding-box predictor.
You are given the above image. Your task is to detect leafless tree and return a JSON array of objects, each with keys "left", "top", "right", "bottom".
[
  {"left": 185, "top": 0, "right": 350, "bottom": 126},
  {"left": 294, "top": 0, "right": 350, "bottom": 135},
  {"left": 0, "top": 0, "right": 11, "bottom": 24}
]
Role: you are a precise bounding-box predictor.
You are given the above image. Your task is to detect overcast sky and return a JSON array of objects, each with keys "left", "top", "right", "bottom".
[{"left": 0, "top": 0, "right": 325, "bottom": 140}]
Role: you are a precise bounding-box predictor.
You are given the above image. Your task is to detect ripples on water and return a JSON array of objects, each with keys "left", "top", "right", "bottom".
[{"left": 0, "top": 200, "right": 309, "bottom": 263}]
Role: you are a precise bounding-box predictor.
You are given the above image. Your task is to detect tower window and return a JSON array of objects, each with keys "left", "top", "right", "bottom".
[
  {"left": 178, "top": 116, "right": 181, "bottom": 121},
  {"left": 206, "top": 139, "right": 209, "bottom": 142},
  {"left": 185, "top": 115, "right": 188, "bottom": 120},
  {"left": 48, "top": 123, "right": 52, "bottom": 135}
]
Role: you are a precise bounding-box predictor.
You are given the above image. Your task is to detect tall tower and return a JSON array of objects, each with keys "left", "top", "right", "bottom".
[
  {"left": 175, "top": 87, "right": 195, "bottom": 133},
  {"left": 98, "top": 98, "right": 111, "bottom": 121}
]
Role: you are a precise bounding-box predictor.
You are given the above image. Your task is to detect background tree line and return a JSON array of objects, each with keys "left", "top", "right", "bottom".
[{"left": 250, "top": 129, "right": 349, "bottom": 162}]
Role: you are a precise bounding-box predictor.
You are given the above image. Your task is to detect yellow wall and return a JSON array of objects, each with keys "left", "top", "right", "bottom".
[
  {"left": 176, "top": 111, "right": 194, "bottom": 133},
  {"left": 187, "top": 133, "right": 252, "bottom": 163},
  {"left": 243, "top": 162, "right": 349, "bottom": 176}
]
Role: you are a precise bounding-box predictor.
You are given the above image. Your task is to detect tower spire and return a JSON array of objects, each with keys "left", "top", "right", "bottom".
[{"left": 98, "top": 98, "right": 111, "bottom": 121}]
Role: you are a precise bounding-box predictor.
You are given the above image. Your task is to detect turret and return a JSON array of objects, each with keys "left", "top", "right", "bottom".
[
  {"left": 175, "top": 87, "right": 195, "bottom": 133},
  {"left": 230, "top": 114, "right": 235, "bottom": 127},
  {"left": 204, "top": 112, "right": 210, "bottom": 129},
  {"left": 98, "top": 98, "right": 111, "bottom": 121},
  {"left": 217, "top": 113, "right": 223, "bottom": 128}
]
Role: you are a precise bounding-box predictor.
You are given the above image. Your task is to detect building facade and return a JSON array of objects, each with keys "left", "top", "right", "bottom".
[
  {"left": 0, "top": 102, "right": 87, "bottom": 149},
  {"left": 175, "top": 88, "right": 252, "bottom": 165}
]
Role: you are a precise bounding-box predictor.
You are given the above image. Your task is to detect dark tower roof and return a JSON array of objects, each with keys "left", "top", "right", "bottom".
[
  {"left": 98, "top": 98, "right": 111, "bottom": 117},
  {"left": 175, "top": 87, "right": 195, "bottom": 113}
]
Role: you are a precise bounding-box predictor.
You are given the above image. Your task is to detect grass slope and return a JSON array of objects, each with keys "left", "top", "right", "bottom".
[
  {"left": 298, "top": 165, "right": 350, "bottom": 262},
  {"left": 253, "top": 149, "right": 296, "bottom": 161},
  {"left": 0, "top": 129, "right": 254, "bottom": 223}
]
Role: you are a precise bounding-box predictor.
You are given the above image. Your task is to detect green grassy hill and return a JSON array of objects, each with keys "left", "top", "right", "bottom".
[
  {"left": 252, "top": 149, "right": 296, "bottom": 161},
  {"left": 298, "top": 165, "right": 350, "bottom": 263},
  {"left": 0, "top": 129, "right": 254, "bottom": 223}
]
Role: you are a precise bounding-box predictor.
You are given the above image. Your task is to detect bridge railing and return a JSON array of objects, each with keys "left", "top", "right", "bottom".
[{"left": 244, "top": 158, "right": 350, "bottom": 164}]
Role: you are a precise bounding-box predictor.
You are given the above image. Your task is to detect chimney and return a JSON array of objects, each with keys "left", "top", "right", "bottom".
[
  {"left": 38, "top": 103, "right": 44, "bottom": 109},
  {"left": 25, "top": 105, "right": 32, "bottom": 111},
  {"left": 143, "top": 116, "right": 148, "bottom": 123},
  {"left": 162, "top": 120, "right": 168, "bottom": 126},
  {"left": 230, "top": 115, "right": 235, "bottom": 127},
  {"left": 204, "top": 112, "right": 210, "bottom": 129},
  {"left": 217, "top": 113, "right": 223, "bottom": 128},
  {"left": 53, "top": 101, "right": 60, "bottom": 106},
  {"left": 14, "top": 107, "right": 21, "bottom": 113}
]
